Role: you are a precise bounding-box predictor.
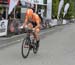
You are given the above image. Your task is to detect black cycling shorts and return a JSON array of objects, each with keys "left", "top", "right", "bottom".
[{"left": 29, "top": 21, "right": 37, "bottom": 28}]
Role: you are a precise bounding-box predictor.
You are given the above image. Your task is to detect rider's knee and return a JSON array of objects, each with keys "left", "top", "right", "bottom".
[{"left": 36, "top": 28, "right": 40, "bottom": 33}]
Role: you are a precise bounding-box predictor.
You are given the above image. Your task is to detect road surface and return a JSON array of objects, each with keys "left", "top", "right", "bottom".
[{"left": 0, "top": 23, "right": 75, "bottom": 65}]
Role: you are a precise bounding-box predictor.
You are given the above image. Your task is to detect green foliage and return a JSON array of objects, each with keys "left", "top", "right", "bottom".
[
  {"left": 52, "top": 0, "right": 75, "bottom": 19},
  {"left": 52, "top": 0, "right": 59, "bottom": 18},
  {"left": 0, "top": 7, "right": 3, "bottom": 13},
  {"left": 64, "top": 0, "right": 75, "bottom": 19},
  {"left": 0, "top": 7, "right": 2, "bottom": 10}
]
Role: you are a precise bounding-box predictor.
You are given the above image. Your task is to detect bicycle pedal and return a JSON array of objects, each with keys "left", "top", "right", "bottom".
[{"left": 30, "top": 43, "right": 35, "bottom": 47}]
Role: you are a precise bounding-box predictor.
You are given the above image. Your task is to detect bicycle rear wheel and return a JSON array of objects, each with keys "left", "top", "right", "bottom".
[{"left": 21, "top": 37, "right": 31, "bottom": 58}]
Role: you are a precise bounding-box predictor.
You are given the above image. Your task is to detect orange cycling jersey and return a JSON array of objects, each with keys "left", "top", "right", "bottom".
[
  {"left": 25, "top": 9, "right": 33, "bottom": 18},
  {"left": 32, "top": 13, "right": 41, "bottom": 23},
  {"left": 25, "top": 9, "right": 41, "bottom": 24},
  {"left": 25, "top": 13, "right": 41, "bottom": 23}
]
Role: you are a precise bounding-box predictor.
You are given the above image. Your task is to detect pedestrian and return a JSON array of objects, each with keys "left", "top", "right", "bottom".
[
  {"left": 2, "top": 8, "right": 6, "bottom": 19},
  {"left": 15, "top": 10, "right": 21, "bottom": 19},
  {"left": 0, "top": 13, "right": 4, "bottom": 20}
]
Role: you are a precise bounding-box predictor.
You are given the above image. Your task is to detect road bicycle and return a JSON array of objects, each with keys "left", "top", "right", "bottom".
[{"left": 21, "top": 27, "right": 39, "bottom": 58}]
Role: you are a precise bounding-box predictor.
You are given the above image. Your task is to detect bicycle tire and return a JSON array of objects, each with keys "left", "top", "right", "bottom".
[
  {"left": 33, "top": 42, "right": 39, "bottom": 54},
  {"left": 21, "top": 37, "right": 31, "bottom": 58}
]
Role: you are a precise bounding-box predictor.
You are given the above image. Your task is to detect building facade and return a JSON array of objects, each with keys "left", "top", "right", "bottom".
[{"left": 0, "top": 0, "right": 52, "bottom": 20}]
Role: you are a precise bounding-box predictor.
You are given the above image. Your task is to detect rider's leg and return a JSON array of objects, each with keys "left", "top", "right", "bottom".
[
  {"left": 28, "top": 23, "right": 40, "bottom": 42},
  {"left": 35, "top": 28, "right": 40, "bottom": 43},
  {"left": 34, "top": 28, "right": 40, "bottom": 48}
]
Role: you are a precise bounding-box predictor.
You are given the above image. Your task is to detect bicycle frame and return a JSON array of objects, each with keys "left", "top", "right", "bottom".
[{"left": 26, "top": 29, "right": 35, "bottom": 44}]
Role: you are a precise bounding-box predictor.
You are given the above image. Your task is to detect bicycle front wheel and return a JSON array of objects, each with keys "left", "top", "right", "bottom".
[{"left": 21, "top": 37, "right": 30, "bottom": 58}]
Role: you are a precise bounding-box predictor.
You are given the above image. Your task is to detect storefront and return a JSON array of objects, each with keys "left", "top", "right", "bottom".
[
  {"left": 0, "top": 0, "right": 21, "bottom": 19},
  {"left": 0, "top": 0, "right": 48, "bottom": 19},
  {"left": 21, "top": 0, "right": 47, "bottom": 20},
  {"left": 0, "top": 0, "right": 48, "bottom": 36},
  {"left": 0, "top": 0, "right": 22, "bottom": 36}
]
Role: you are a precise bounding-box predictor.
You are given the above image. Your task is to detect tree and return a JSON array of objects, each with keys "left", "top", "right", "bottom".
[
  {"left": 52, "top": 0, "right": 59, "bottom": 19},
  {"left": 52, "top": 0, "right": 75, "bottom": 19}
]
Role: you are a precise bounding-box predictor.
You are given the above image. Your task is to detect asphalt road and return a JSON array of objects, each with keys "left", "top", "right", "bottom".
[
  {"left": 0, "top": 23, "right": 75, "bottom": 65},
  {"left": 0, "top": 24, "right": 66, "bottom": 48}
]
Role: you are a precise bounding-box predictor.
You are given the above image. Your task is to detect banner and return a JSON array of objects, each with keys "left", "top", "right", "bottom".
[
  {"left": 57, "top": 0, "right": 64, "bottom": 19},
  {"left": 20, "top": 0, "right": 43, "bottom": 5},
  {"left": 20, "top": 0, "right": 31, "bottom": 7},
  {"left": 35, "top": 0, "right": 43, "bottom": 4},
  {"left": 27, "top": 0, "right": 43, "bottom": 4},
  {"left": 50, "top": 19, "right": 58, "bottom": 26},
  {"left": 63, "top": 3, "right": 70, "bottom": 17},
  {"left": 0, "top": 20, "right": 8, "bottom": 36},
  {"left": 8, "top": 0, "right": 19, "bottom": 14},
  {"left": 62, "top": 19, "right": 69, "bottom": 24}
]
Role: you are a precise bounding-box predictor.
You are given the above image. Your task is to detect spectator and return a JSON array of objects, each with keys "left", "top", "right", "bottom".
[
  {"left": 2, "top": 8, "right": 6, "bottom": 19},
  {"left": 8, "top": 15, "right": 12, "bottom": 20},
  {"left": 0, "top": 13, "right": 4, "bottom": 20},
  {"left": 37, "top": 9, "right": 43, "bottom": 22},
  {"left": 15, "top": 10, "right": 21, "bottom": 19}
]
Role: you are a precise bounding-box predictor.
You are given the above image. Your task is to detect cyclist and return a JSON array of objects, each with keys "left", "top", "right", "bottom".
[{"left": 23, "top": 7, "right": 41, "bottom": 47}]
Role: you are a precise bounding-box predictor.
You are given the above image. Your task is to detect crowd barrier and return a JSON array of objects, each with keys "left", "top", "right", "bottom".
[{"left": 0, "top": 18, "right": 74, "bottom": 36}]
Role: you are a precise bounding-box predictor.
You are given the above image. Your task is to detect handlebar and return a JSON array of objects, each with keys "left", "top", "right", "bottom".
[
  {"left": 19, "top": 25, "right": 35, "bottom": 33},
  {"left": 25, "top": 27, "right": 34, "bottom": 33}
]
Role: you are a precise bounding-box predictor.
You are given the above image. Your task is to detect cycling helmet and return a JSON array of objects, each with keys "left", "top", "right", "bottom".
[{"left": 26, "top": 9, "right": 33, "bottom": 18}]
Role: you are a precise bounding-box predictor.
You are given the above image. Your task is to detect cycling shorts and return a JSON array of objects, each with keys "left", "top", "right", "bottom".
[{"left": 29, "top": 21, "right": 37, "bottom": 28}]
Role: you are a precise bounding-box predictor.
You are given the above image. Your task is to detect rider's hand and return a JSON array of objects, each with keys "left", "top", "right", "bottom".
[
  {"left": 19, "top": 26, "right": 23, "bottom": 29},
  {"left": 25, "top": 25, "right": 28, "bottom": 28}
]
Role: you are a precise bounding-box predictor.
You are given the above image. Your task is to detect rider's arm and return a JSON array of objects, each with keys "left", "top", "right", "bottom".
[
  {"left": 34, "top": 15, "right": 41, "bottom": 29},
  {"left": 23, "top": 15, "right": 28, "bottom": 28},
  {"left": 35, "top": 19, "right": 41, "bottom": 29}
]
